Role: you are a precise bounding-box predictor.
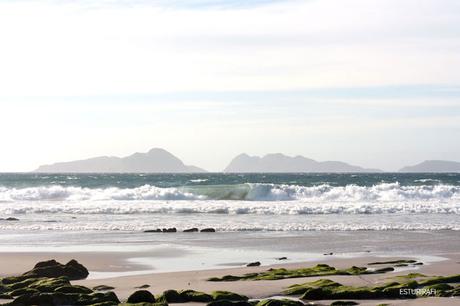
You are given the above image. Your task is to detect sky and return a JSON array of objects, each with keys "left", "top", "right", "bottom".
[{"left": 0, "top": 0, "right": 459, "bottom": 172}]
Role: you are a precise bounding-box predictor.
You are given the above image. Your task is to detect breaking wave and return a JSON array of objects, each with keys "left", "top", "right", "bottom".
[
  {"left": 0, "top": 183, "right": 459, "bottom": 215},
  {"left": 0, "top": 182, "right": 459, "bottom": 202}
]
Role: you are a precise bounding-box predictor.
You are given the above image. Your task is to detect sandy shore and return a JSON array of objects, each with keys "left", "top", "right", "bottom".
[{"left": 1, "top": 251, "right": 459, "bottom": 305}]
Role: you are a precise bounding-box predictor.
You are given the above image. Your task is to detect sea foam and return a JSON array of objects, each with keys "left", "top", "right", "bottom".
[{"left": 0, "top": 182, "right": 459, "bottom": 202}]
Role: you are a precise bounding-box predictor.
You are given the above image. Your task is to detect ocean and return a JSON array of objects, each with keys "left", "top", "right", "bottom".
[{"left": 0, "top": 172, "right": 459, "bottom": 232}]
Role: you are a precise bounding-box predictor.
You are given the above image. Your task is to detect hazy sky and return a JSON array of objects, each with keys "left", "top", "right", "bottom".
[{"left": 1, "top": 0, "right": 459, "bottom": 172}]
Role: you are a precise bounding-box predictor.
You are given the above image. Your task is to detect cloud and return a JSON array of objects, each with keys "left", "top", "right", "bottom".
[
  {"left": 0, "top": 0, "right": 459, "bottom": 171},
  {"left": 0, "top": 0, "right": 460, "bottom": 96}
]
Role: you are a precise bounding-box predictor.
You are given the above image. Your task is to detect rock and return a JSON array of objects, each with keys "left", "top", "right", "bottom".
[
  {"left": 180, "top": 289, "right": 213, "bottom": 302},
  {"left": 23, "top": 259, "right": 89, "bottom": 280},
  {"left": 183, "top": 228, "right": 199, "bottom": 232},
  {"left": 144, "top": 229, "right": 162, "bottom": 233},
  {"left": 93, "top": 285, "right": 115, "bottom": 291},
  {"left": 9, "top": 287, "right": 40, "bottom": 296},
  {"left": 256, "top": 299, "right": 305, "bottom": 306},
  {"left": 5, "top": 217, "right": 20, "bottom": 221},
  {"left": 207, "top": 300, "right": 252, "bottom": 306},
  {"left": 368, "top": 259, "right": 417, "bottom": 265},
  {"left": 162, "top": 228, "right": 177, "bottom": 233},
  {"left": 13, "top": 291, "right": 119, "bottom": 306},
  {"left": 157, "top": 289, "right": 212, "bottom": 303},
  {"left": 211, "top": 290, "right": 248, "bottom": 301},
  {"left": 277, "top": 257, "right": 288, "bottom": 260},
  {"left": 135, "top": 284, "right": 150, "bottom": 289},
  {"left": 157, "top": 289, "right": 184, "bottom": 303},
  {"left": 330, "top": 301, "right": 359, "bottom": 306},
  {"left": 55, "top": 285, "right": 93, "bottom": 294},
  {"left": 0, "top": 293, "right": 12, "bottom": 299},
  {"left": 246, "top": 261, "right": 261, "bottom": 267},
  {"left": 201, "top": 228, "right": 216, "bottom": 232},
  {"left": 80, "top": 291, "right": 121, "bottom": 304},
  {"left": 374, "top": 267, "right": 395, "bottom": 273},
  {"left": 13, "top": 292, "right": 75, "bottom": 305},
  {"left": 127, "top": 290, "right": 156, "bottom": 303}
]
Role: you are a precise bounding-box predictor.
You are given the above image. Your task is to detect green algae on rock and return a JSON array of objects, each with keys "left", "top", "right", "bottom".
[
  {"left": 367, "top": 260, "right": 417, "bottom": 265},
  {"left": 208, "top": 264, "right": 393, "bottom": 282},
  {"left": 284, "top": 274, "right": 460, "bottom": 300},
  {"left": 211, "top": 290, "right": 249, "bottom": 301},
  {"left": 127, "top": 290, "right": 156, "bottom": 304},
  {"left": 0, "top": 260, "right": 120, "bottom": 306},
  {"left": 156, "top": 289, "right": 212, "bottom": 303},
  {"left": 255, "top": 298, "right": 304, "bottom": 306}
]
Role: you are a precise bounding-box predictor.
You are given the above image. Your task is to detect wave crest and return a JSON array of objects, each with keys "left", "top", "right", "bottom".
[{"left": 0, "top": 182, "right": 459, "bottom": 203}]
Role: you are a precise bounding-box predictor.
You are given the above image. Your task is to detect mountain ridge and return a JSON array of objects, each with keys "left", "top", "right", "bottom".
[
  {"left": 34, "top": 148, "right": 206, "bottom": 173},
  {"left": 399, "top": 160, "right": 460, "bottom": 173},
  {"left": 223, "top": 153, "right": 382, "bottom": 173}
]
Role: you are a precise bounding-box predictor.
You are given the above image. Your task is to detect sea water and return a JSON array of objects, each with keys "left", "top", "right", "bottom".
[{"left": 0, "top": 173, "right": 459, "bottom": 232}]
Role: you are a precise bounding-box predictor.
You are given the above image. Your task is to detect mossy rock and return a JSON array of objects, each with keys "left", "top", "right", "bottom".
[
  {"left": 0, "top": 293, "right": 12, "bottom": 299},
  {"left": 211, "top": 290, "right": 248, "bottom": 301},
  {"left": 12, "top": 292, "right": 79, "bottom": 305},
  {"left": 418, "top": 274, "right": 460, "bottom": 286},
  {"left": 23, "top": 259, "right": 89, "bottom": 280},
  {"left": 256, "top": 298, "right": 305, "bottom": 306},
  {"left": 93, "top": 285, "right": 116, "bottom": 291},
  {"left": 284, "top": 279, "right": 342, "bottom": 295},
  {"left": 8, "top": 287, "right": 40, "bottom": 297},
  {"left": 330, "top": 301, "right": 359, "bottom": 306},
  {"left": 120, "top": 303, "right": 168, "bottom": 306},
  {"left": 284, "top": 277, "right": 458, "bottom": 300},
  {"left": 368, "top": 260, "right": 417, "bottom": 265},
  {"left": 420, "top": 283, "right": 454, "bottom": 297},
  {"left": 373, "top": 267, "right": 394, "bottom": 273},
  {"left": 127, "top": 290, "right": 156, "bottom": 303},
  {"left": 207, "top": 300, "right": 252, "bottom": 306},
  {"left": 72, "top": 291, "right": 120, "bottom": 305},
  {"left": 55, "top": 285, "right": 93, "bottom": 294},
  {"left": 393, "top": 273, "right": 426, "bottom": 280},
  {"left": 156, "top": 289, "right": 184, "bottom": 303},
  {"left": 180, "top": 289, "right": 213, "bottom": 302},
  {"left": 6, "top": 277, "right": 44, "bottom": 290},
  {"left": 208, "top": 264, "right": 392, "bottom": 282},
  {"left": 88, "top": 302, "right": 120, "bottom": 306}
]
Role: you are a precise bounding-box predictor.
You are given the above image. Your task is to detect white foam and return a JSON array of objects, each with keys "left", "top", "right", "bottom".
[{"left": 0, "top": 182, "right": 459, "bottom": 203}]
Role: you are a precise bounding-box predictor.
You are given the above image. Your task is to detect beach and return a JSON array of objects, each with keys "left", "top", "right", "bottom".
[
  {"left": 0, "top": 173, "right": 459, "bottom": 305},
  {"left": 1, "top": 230, "right": 460, "bottom": 305}
]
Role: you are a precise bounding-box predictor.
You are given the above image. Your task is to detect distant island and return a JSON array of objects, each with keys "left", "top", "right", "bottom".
[
  {"left": 35, "top": 149, "right": 460, "bottom": 173},
  {"left": 399, "top": 160, "right": 460, "bottom": 173},
  {"left": 34, "top": 148, "right": 206, "bottom": 173},
  {"left": 223, "top": 153, "right": 381, "bottom": 173}
]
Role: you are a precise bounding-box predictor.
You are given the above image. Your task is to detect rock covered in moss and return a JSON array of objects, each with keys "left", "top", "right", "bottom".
[
  {"left": 211, "top": 290, "right": 248, "bottom": 301},
  {"left": 207, "top": 300, "right": 252, "bottom": 306},
  {"left": 207, "top": 263, "right": 394, "bottom": 282},
  {"left": 330, "top": 301, "right": 359, "bottom": 306},
  {"left": 93, "top": 285, "right": 116, "bottom": 291},
  {"left": 22, "top": 259, "right": 89, "bottom": 280},
  {"left": 157, "top": 289, "right": 213, "bottom": 303},
  {"left": 256, "top": 299, "right": 305, "bottom": 306},
  {"left": 127, "top": 290, "right": 156, "bottom": 303}
]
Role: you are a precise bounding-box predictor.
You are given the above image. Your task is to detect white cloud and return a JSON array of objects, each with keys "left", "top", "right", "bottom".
[
  {"left": 0, "top": 0, "right": 459, "bottom": 171},
  {"left": 0, "top": 0, "right": 459, "bottom": 96}
]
